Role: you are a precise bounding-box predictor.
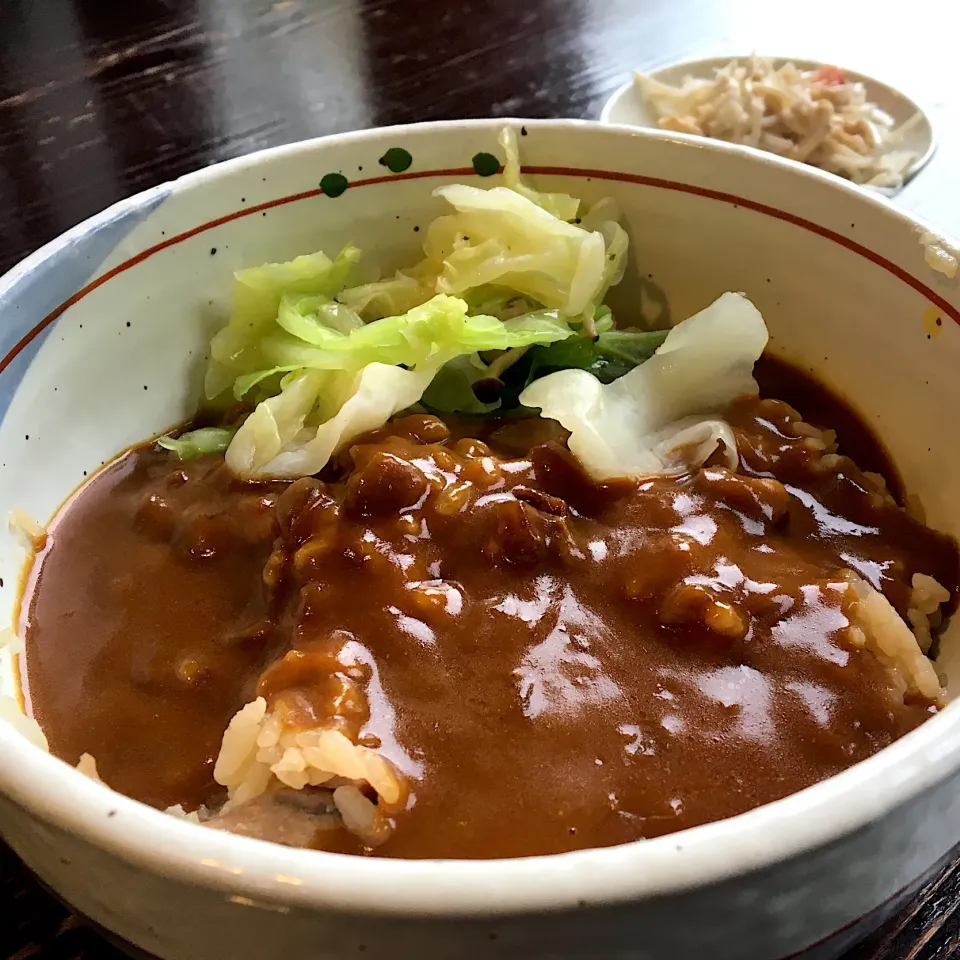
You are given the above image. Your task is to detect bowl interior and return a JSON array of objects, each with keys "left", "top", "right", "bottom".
[
  {"left": 2, "top": 119, "right": 960, "bottom": 918},
  {"left": 1, "top": 119, "right": 960, "bottom": 734}
]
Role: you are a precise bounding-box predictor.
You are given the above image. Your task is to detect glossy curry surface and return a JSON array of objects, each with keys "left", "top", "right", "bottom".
[{"left": 22, "top": 358, "right": 958, "bottom": 859}]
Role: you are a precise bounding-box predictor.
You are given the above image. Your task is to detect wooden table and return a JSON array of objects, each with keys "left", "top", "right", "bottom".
[{"left": 2, "top": 1, "right": 959, "bottom": 957}]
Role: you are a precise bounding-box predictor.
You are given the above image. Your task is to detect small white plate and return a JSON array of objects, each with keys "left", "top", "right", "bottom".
[{"left": 600, "top": 56, "right": 936, "bottom": 194}]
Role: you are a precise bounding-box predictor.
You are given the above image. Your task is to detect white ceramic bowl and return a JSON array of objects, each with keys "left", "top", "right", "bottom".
[{"left": 2, "top": 120, "right": 960, "bottom": 960}]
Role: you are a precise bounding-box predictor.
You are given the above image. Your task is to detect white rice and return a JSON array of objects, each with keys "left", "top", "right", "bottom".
[
  {"left": 212, "top": 696, "right": 403, "bottom": 847},
  {"left": 849, "top": 575, "right": 945, "bottom": 704},
  {"left": 76, "top": 752, "right": 102, "bottom": 782},
  {"left": 919, "top": 230, "right": 959, "bottom": 279},
  {"left": 332, "top": 785, "right": 392, "bottom": 847},
  {"left": 0, "top": 628, "right": 24, "bottom": 654},
  {"left": 164, "top": 803, "right": 203, "bottom": 823},
  {"left": 0, "top": 695, "right": 48, "bottom": 750},
  {"left": 780, "top": 414, "right": 948, "bottom": 676},
  {"left": 907, "top": 572, "right": 951, "bottom": 655},
  {"left": 7, "top": 509, "right": 47, "bottom": 552}
]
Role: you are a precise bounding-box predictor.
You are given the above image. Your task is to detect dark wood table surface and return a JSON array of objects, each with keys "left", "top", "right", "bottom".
[{"left": 3, "top": 1, "right": 960, "bottom": 958}]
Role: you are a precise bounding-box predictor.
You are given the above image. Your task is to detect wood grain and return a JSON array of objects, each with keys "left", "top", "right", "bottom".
[{"left": 2, "top": 1, "right": 960, "bottom": 958}]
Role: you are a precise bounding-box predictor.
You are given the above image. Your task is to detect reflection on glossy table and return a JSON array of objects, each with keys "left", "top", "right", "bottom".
[{"left": 2, "top": 1, "right": 960, "bottom": 958}]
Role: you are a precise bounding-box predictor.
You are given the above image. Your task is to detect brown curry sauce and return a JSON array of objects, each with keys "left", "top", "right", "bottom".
[{"left": 20, "top": 357, "right": 959, "bottom": 859}]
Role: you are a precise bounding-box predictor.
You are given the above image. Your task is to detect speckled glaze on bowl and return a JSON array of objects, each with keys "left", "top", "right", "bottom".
[{"left": 2, "top": 120, "right": 960, "bottom": 960}]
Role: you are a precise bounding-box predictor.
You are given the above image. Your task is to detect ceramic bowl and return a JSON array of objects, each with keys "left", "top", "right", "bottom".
[{"left": 2, "top": 119, "right": 960, "bottom": 960}]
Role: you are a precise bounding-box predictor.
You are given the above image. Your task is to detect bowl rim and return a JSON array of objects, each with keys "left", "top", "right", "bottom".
[{"left": 2, "top": 117, "right": 960, "bottom": 917}]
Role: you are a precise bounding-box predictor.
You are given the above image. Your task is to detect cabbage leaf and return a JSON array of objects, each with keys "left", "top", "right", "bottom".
[
  {"left": 498, "top": 127, "right": 580, "bottom": 221},
  {"left": 226, "top": 294, "right": 571, "bottom": 478},
  {"left": 203, "top": 128, "right": 678, "bottom": 482},
  {"left": 206, "top": 245, "right": 361, "bottom": 399},
  {"left": 335, "top": 129, "right": 626, "bottom": 326},
  {"left": 158, "top": 427, "right": 237, "bottom": 460},
  {"left": 426, "top": 184, "right": 607, "bottom": 316},
  {"left": 518, "top": 292, "right": 768, "bottom": 480},
  {"left": 336, "top": 266, "right": 435, "bottom": 322}
]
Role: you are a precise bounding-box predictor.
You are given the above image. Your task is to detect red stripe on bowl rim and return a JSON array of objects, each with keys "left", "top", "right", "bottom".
[{"left": 2, "top": 164, "right": 958, "bottom": 382}]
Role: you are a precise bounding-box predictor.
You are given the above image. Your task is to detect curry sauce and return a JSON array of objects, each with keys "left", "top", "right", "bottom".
[{"left": 20, "top": 359, "right": 959, "bottom": 859}]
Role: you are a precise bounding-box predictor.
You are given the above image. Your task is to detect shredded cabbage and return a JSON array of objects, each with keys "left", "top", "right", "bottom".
[
  {"left": 336, "top": 266, "right": 436, "bottom": 322},
  {"left": 158, "top": 427, "right": 237, "bottom": 460},
  {"left": 335, "top": 140, "right": 624, "bottom": 326},
  {"left": 425, "top": 184, "right": 607, "bottom": 316},
  {"left": 499, "top": 128, "right": 580, "bottom": 221},
  {"left": 197, "top": 128, "right": 771, "bottom": 485},
  {"left": 519, "top": 292, "right": 768, "bottom": 480},
  {"left": 462, "top": 286, "right": 542, "bottom": 321},
  {"left": 226, "top": 294, "right": 571, "bottom": 478},
  {"left": 579, "top": 197, "right": 629, "bottom": 315},
  {"left": 206, "top": 245, "right": 361, "bottom": 400}
]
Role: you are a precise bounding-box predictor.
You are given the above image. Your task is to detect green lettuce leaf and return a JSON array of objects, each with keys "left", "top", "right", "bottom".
[
  {"left": 419, "top": 307, "right": 667, "bottom": 416},
  {"left": 526, "top": 327, "right": 669, "bottom": 384},
  {"left": 419, "top": 354, "right": 500, "bottom": 415},
  {"left": 241, "top": 293, "right": 571, "bottom": 379}
]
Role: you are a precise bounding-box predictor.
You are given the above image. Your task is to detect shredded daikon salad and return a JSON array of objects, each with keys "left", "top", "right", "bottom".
[{"left": 635, "top": 58, "right": 920, "bottom": 188}]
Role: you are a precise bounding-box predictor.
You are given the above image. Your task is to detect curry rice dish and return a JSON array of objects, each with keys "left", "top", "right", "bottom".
[{"left": 11, "top": 130, "right": 958, "bottom": 859}]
